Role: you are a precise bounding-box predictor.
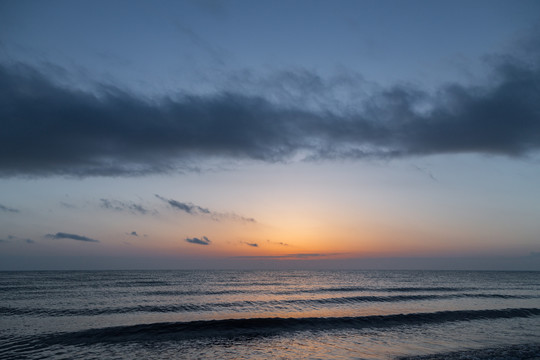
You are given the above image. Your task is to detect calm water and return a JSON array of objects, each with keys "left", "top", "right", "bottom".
[{"left": 0, "top": 270, "right": 539, "bottom": 359}]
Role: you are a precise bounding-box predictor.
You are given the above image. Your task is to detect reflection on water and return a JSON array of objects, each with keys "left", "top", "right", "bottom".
[{"left": 1, "top": 270, "right": 539, "bottom": 359}]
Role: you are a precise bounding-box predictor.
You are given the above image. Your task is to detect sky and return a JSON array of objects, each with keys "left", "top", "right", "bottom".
[{"left": 1, "top": 0, "right": 539, "bottom": 270}]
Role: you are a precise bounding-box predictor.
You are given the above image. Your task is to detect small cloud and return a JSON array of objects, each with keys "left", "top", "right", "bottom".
[
  {"left": 0, "top": 204, "right": 19, "bottom": 213},
  {"left": 244, "top": 242, "right": 258, "bottom": 247},
  {"left": 129, "top": 231, "right": 139, "bottom": 237},
  {"left": 25, "top": 238, "right": 35, "bottom": 244},
  {"left": 45, "top": 232, "right": 99, "bottom": 243},
  {"left": 185, "top": 236, "right": 211, "bottom": 246}
]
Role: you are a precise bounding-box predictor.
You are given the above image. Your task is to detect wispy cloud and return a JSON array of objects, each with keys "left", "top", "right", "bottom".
[
  {"left": 0, "top": 204, "right": 19, "bottom": 213},
  {"left": 174, "top": 21, "right": 226, "bottom": 65},
  {"left": 411, "top": 164, "right": 439, "bottom": 182},
  {"left": 267, "top": 240, "right": 289, "bottom": 247},
  {"left": 100, "top": 199, "right": 154, "bottom": 215},
  {"left": 0, "top": 235, "right": 35, "bottom": 244},
  {"left": 128, "top": 231, "right": 139, "bottom": 237},
  {"left": 244, "top": 242, "right": 258, "bottom": 247},
  {"left": 45, "top": 232, "right": 99, "bottom": 243},
  {"left": 156, "top": 195, "right": 256, "bottom": 223},
  {"left": 59, "top": 201, "right": 78, "bottom": 209},
  {"left": 224, "top": 213, "right": 257, "bottom": 223},
  {"left": 155, "top": 195, "right": 210, "bottom": 215},
  {"left": 1, "top": 35, "right": 539, "bottom": 177},
  {"left": 185, "top": 236, "right": 211, "bottom": 246}
]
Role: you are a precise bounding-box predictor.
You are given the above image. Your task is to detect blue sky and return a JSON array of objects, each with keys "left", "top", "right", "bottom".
[{"left": 1, "top": 0, "right": 539, "bottom": 270}]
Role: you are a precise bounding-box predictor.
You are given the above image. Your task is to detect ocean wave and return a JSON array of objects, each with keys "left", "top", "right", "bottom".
[
  {"left": 30, "top": 308, "right": 540, "bottom": 345},
  {"left": 291, "top": 286, "right": 481, "bottom": 294},
  {"left": 289, "top": 293, "right": 536, "bottom": 304},
  {"left": 140, "top": 289, "right": 250, "bottom": 296},
  {"left": 1, "top": 293, "right": 537, "bottom": 317}
]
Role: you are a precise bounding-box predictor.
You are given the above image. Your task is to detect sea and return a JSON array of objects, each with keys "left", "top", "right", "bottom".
[{"left": 0, "top": 270, "right": 539, "bottom": 359}]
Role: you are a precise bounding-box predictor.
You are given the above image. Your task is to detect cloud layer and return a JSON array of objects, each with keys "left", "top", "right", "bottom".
[
  {"left": 45, "top": 232, "right": 99, "bottom": 243},
  {"left": 1, "top": 45, "right": 539, "bottom": 177}
]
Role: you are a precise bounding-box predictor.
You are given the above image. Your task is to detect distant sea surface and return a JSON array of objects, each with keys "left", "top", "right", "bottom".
[{"left": 1, "top": 270, "right": 539, "bottom": 359}]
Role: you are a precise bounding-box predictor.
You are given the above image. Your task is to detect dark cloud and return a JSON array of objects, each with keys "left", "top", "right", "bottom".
[
  {"left": 129, "top": 231, "right": 138, "bottom": 237},
  {"left": 100, "top": 199, "right": 153, "bottom": 215},
  {"left": 0, "top": 203, "right": 19, "bottom": 213},
  {"left": 156, "top": 195, "right": 256, "bottom": 223},
  {"left": 1, "top": 40, "right": 539, "bottom": 178},
  {"left": 185, "top": 236, "right": 211, "bottom": 245},
  {"left": 45, "top": 232, "right": 99, "bottom": 243},
  {"left": 244, "top": 242, "right": 258, "bottom": 247}
]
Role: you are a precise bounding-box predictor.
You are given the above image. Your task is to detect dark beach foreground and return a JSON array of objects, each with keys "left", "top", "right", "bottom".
[{"left": 398, "top": 343, "right": 540, "bottom": 360}]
